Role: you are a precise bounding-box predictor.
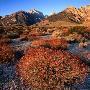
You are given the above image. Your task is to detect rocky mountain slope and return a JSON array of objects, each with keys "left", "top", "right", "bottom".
[
  {"left": 0, "top": 5, "right": 90, "bottom": 27},
  {"left": 0, "top": 9, "right": 44, "bottom": 26},
  {"left": 47, "top": 5, "right": 90, "bottom": 24}
]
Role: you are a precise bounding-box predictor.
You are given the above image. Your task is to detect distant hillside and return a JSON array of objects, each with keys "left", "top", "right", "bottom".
[
  {"left": 47, "top": 5, "right": 90, "bottom": 24},
  {"left": 0, "top": 9, "right": 44, "bottom": 26},
  {"left": 0, "top": 5, "right": 90, "bottom": 27}
]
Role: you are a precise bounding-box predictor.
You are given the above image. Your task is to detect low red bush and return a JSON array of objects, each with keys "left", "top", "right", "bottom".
[
  {"left": 31, "top": 39, "right": 47, "bottom": 47},
  {"left": 20, "top": 33, "right": 40, "bottom": 41},
  {"left": 0, "top": 43, "right": 15, "bottom": 63},
  {"left": 49, "top": 38, "right": 68, "bottom": 49},
  {"left": 17, "top": 47, "right": 87, "bottom": 90},
  {"left": 31, "top": 38, "right": 68, "bottom": 50}
]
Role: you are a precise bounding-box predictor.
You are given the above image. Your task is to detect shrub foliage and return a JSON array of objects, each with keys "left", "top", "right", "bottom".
[
  {"left": 0, "top": 43, "right": 15, "bottom": 63},
  {"left": 17, "top": 47, "right": 87, "bottom": 90},
  {"left": 31, "top": 38, "right": 68, "bottom": 50}
]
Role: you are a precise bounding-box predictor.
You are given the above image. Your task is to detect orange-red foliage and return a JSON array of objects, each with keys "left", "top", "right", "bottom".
[
  {"left": 0, "top": 43, "right": 15, "bottom": 63},
  {"left": 31, "top": 38, "right": 68, "bottom": 50},
  {"left": 17, "top": 47, "right": 87, "bottom": 90},
  {"left": 20, "top": 33, "right": 40, "bottom": 41},
  {"left": 29, "top": 33, "right": 41, "bottom": 41}
]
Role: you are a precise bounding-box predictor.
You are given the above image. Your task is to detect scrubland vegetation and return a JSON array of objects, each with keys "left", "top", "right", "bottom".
[
  {"left": 0, "top": 42, "right": 15, "bottom": 64},
  {"left": 17, "top": 47, "right": 87, "bottom": 90},
  {"left": 0, "top": 20, "right": 90, "bottom": 90}
]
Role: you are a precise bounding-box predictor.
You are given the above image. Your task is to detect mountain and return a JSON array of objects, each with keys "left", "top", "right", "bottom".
[
  {"left": 1, "top": 5, "right": 90, "bottom": 26},
  {"left": 0, "top": 9, "right": 44, "bottom": 26},
  {"left": 47, "top": 5, "right": 90, "bottom": 24}
]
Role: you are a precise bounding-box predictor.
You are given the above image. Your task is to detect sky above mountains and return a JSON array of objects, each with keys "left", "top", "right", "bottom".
[{"left": 0, "top": 0, "right": 90, "bottom": 16}]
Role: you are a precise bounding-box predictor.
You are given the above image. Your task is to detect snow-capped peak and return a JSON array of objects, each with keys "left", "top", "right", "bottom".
[{"left": 29, "top": 9, "right": 41, "bottom": 14}]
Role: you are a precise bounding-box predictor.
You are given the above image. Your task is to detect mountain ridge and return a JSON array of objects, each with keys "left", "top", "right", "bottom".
[
  {"left": 0, "top": 9, "right": 44, "bottom": 26},
  {"left": 0, "top": 5, "right": 90, "bottom": 26},
  {"left": 47, "top": 4, "right": 90, "bottom": 24}
]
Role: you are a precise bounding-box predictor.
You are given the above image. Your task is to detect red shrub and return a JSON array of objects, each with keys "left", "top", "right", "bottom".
[
  {"left": 49, "top": 38, "right": 68, "bottom": 49},
  {"left": 17, "top": 47, "right": 87, "bottom": 90},
  {"left": 0, "top": 43, "right": 15, "bottom": 63},
  {"left": 31, "top": 38, "right": 68, "bottom": 50},
  {"left": 29, "top": 33, "right": 40, "bottom": 41},
  {"left": 31, "top": 39, "right": 47, "bottom": 47},
  {"left": 20, "top": 33, "right": 40, "bottom": 41}
]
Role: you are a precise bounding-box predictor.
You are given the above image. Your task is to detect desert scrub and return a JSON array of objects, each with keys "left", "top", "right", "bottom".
[
  {"left": 17, "top": 47, "right": 87, "bottom": 90},
  {"left": 31, "top": 38, "right": 68, "bottom": 50},
  {"left": 0, "top": 43, "right": 15, "bottom": 63},
  {"left": 69, "top": 26, "right": 90, "bottom": 40},
  {"left": 51, "top": 27, "right": 69, "bottom": 38},
  {"left": 65, "top": 32, "right": 84, "bottom": 43},
  {"left": 20, "top": 33, "right": 41, "bottom": 41},
  {"left": 69, "top": 26, "right": 86, "bottom": 34}
]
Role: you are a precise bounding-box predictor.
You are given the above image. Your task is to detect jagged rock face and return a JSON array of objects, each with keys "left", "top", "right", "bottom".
[
  {"left": 79, "top": 5, "right": 90, "bottom": 22},
  {"left": 47, "top": 5, "right": 90, "bottom": 24},
  {"left": 1, "top": 9, "right": 44, "bottom": 26},
  {"left": 63, "top": 7, "right": 85, "bottom": 23}
]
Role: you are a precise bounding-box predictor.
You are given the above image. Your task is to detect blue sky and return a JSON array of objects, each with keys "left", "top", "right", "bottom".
[{"left": 0, "top": 0, "right": 90, "bottom": 16}]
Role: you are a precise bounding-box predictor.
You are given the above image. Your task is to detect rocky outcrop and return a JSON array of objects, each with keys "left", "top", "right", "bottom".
[{"left": 47, "top": 5, "right": 90, "bottom": 24}]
